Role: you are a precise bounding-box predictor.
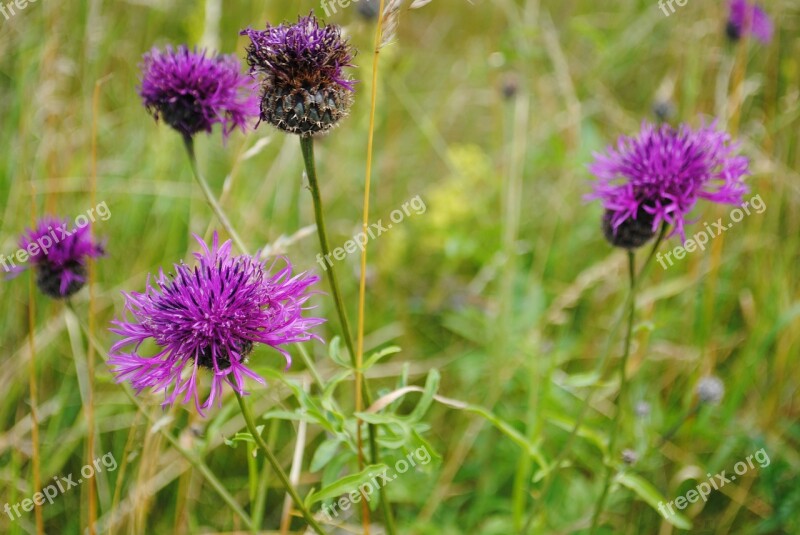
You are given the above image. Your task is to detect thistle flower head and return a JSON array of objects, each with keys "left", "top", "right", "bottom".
[
  {"left": 696, "top": 376, "right": 725, "bottom": 405},
  {"left": 241, "top": 14, "right": 356, "bottom": 136},
  {"left": 139, "top": 45, "right": 258, "bottom": 140},
  {"left": 14, "top": 217, "right": 104, "bottom": 299},
  {"left": 108, "top": 234, "right": 323, "bottom": 414},
  {"left": 588, "top": 121, "right": 749, "bottom": 247},
  {"left": 726, "top": 0, "right": 773, "bottom": 44}
]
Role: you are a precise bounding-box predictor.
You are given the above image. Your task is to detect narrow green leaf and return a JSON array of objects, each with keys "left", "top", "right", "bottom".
[
  {"left": 310, "top": 439, "right": 341, "bottom": 472},
  {"left": 363, "top": 345, "right": 402, "bottom": 370},
  {"left": 617, "top": 472, "right": 692, "bottom": 530},
  {"left": 305, "top": 464, "right": 389, "bottom": 508},
  {"left": 409, "top": 369, "right": 440, "bottom": 422}
]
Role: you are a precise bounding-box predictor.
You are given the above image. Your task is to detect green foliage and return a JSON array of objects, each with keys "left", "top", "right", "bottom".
[{"left": 1, "top": 1, "right": 799, "bottom": 534}]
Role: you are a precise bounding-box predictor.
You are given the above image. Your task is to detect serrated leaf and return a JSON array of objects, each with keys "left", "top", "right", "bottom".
[
  {"left": 305, "top": 464, "right": 389, "bottom": 508},
  {"left": 617, "top": 472, "right": 692, "bottom": 530}
]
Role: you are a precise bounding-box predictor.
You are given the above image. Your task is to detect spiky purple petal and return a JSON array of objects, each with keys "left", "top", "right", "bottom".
[
  {"left": 13, "top": 217, "right": 104, "bottom": 298},
  {"left": 139, "top": 45, "right": 259, "bottom": 139},
  {"left": 588, "top": 122, "right": 750, "bottom": 242},
  {"left": 727, "top": 0, "right": 773, "bottom": 44},
  {"left": 108, "top": 233, "right": 323, "bottom": 415}
]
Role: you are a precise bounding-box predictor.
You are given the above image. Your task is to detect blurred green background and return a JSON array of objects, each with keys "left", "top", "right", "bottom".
[{"left": 1, "top": 0, "right": 799, "bottom": 533}]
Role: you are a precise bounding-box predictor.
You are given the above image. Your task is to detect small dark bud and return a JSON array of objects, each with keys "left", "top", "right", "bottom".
[
  {"left": 602, "top": 209, "right": 657, "bottom": 250},
  {"left": 501, "top": 74, "right": 519, "bottom": 100},
  {"left": 652, "top": 101, "right": 675, "bottom": 123},
  {"left": 36, "top": 261, "right": 87, "bottom": 299},
  {"left": 357, "top": 0, "right": 381, "bottom": 21},
  {"left": 726, "top": 20, "right": 742, "bottom": 42},
  {"left": 197, "top": 339, "right": 254, "bottom": 370}
]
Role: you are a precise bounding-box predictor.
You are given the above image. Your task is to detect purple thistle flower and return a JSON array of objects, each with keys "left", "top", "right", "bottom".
[
  {"left": 726, "top": 0, "right": 773, "bottom": 44},
  {"left": 139, "top": 45, "right": 259, "bottom": 140},
  {"left": 241, "top": 13, "right": 356, "bottom": 136},
  {"left": 588, "top": 121, "right": 749, "bottom": 247},
  {"left": 108, "top": 234, "right": 323, "bottom": 415},
  {"left": 11, "top": 217, "right": 104, "bottom": 299}
]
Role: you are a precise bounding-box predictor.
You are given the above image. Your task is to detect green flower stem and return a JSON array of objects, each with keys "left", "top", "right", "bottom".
[
  {"left": 299, "top": 135, "right": 397, "bottom": 535},
  {"left": 589, "top": 250, "right": 637, "bottom": 533},
  {"left": 75, "top": 317, "right": 254, "bottom": 529},
  {"left": 523, "top": 223, "right": 669, "bottom": 533},
  {"left": 658, "top": 403, "right": 701, "bottom": 447},
  {"left": 234, "top": 391, "right": 327, "bottom": 535},
  {"left": 299, "top": 136, "right": 358, "bottom": 364},
  {"left": 182, "top": 134, "right": 249, "bottom": 255}
]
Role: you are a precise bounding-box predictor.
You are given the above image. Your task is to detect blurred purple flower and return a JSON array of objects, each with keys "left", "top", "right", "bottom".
[
  {"left": 108, "top": 234, "right": 323, "bottom": 415},
  {"left": 241, "top": 14, "right": 355, "bottom": 136},
  {"left": 726, "top": 0, "right": 773, "bottom": 44},
  {"left": 588, "top": 122, "right": 749, "bottom": 247},
  {"left": 139, "top": 45, "right": 258, "bottom": 140},
  {"left": 12, "top": 217, "right": 104, "bottom": 299}
]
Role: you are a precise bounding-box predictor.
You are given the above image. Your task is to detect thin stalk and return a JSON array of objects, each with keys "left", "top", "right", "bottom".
[
  {"left": 252, "top": 418, "right": 280, "bottom": 531},
  {"left": 589, "top": 251, "right": 637, "bottom": 533},
  {"left": 86, "top": 76, "right": 107, "bottom": 535},
  {"left": 523, "top": 227, "right": 667, "bottom": 533},
  {"left": 355, "top": 2, "right": 388, "bottom": 533},
  {"left": 234, "top": 391, "right": 327, "bottom": 535},
  {"left": 26, "top": 186, "right": 44, "bottom": 535},
  {"left": 657, "top": 403, "right": 701, "bottom": 447},
  {"left": 246, "top": 441, "right": 258, "bottom": 535},
  {"left": 27, "top": 272, "right": 45, "bottom": 535},
  {"left": 78, "top": 320, "right": 253, "bottom": 529},
  {"left": 299, "top": 135, "right": 396, "bottom": 534},
  {"left": 299, "top": 136, "right": 357, "bottom": 363},
  {"left": 182, "top": 134, "right": 249, "bottom": 254}
]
